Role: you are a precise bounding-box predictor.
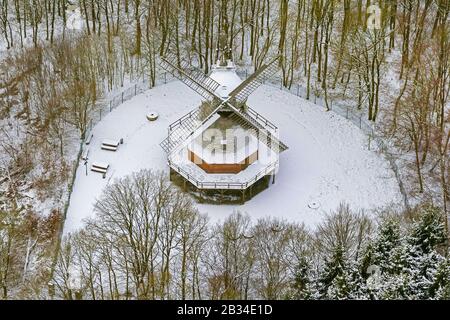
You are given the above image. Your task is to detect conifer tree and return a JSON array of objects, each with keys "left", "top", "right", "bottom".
[
  {"left": 291, "top": 257, "right": 313, "bottom": 299},
  {"left": 318, "top": 245, "right": 354, "bottom": 299},
  {"left": 409, "top": 205, "right": 447, "bottom": 254}
]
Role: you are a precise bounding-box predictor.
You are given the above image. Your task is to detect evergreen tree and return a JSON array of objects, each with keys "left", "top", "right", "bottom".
[
  {"left": 376, "top": 205, "right": 449, "bottom": 299},
  {"left": 409, "top": 205, "right": 447, "bottom": 254},
  {"left": 431, "top": 258, "right": 450, "bottom": 299},
  {"left": 404, "top": 205, "right": 449, "bottom": 299},
  {"left": 291, "top": 257, "right": 313, "bottom": 299},
  {"left": 372, "top": 218, "right": 403, "bottom": 274}
]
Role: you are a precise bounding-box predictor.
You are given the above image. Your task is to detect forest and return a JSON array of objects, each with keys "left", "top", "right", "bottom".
[{"left": 0, "top": 0, "right": 448, "bottom": 299}]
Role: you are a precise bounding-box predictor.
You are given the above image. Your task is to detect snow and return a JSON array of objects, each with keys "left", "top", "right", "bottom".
[
  {"left": 170, "top": 111, "right": 279, "bottom": 187},
  {"left": 102, "top": 139, "right": 121, "bottom": 147},
  {"left": 209, "top": 63, "right": 242, "bottom": 98},
  {"left": 64, "top": 81, "right": 403, "bottom": 235},
  {"left": 185, "top": 115, "right": 260, "bottom": 164},
  {"left": 91, "top": 162, "right": 109, "bottom": 170}
]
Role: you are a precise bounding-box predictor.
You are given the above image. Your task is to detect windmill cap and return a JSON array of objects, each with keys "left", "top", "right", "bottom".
[{"left": 209, "top": 65, "right": 242, "bottom": 98}]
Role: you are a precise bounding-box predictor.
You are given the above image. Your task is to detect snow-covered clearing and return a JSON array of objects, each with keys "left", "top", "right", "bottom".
[{"left": 64, "top": 81, "right": 403, "bottom": 235}]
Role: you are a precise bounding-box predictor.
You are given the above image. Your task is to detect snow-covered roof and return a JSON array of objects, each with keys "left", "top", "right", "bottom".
[
  {"left": 188, "top": 120, "right": 259, "bottom": 164},
  {"left": 209, "top": 61, "right": 242, "bottom": 98},
  {"left": 170, "top": 140, "right": 278, "bottom": 187}
]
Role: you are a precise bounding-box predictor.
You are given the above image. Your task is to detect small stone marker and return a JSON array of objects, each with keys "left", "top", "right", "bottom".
[
  {"left": 147, "top": 112, "right": 159, "bottom": 121},
  {"left": 308, "top": 201, "right": 321, "bottom": 210}
]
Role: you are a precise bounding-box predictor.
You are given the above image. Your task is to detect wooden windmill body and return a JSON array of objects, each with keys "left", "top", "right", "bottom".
[{"left": 160, "top": 45, "right": 288, "bottom": 202}]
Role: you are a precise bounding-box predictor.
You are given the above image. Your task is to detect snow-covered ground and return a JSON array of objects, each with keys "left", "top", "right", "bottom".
[{"left": 64, "top": 81, "right": 403, "bottom": 234}]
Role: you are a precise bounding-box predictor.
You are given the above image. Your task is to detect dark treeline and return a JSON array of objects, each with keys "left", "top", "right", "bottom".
[{"left": 49, "top": 170, "right": 449, "bottom": 300}]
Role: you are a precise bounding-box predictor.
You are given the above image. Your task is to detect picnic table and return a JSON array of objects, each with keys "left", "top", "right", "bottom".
[
  {"left": 91, "top": 162, "right": 109, "bottom": 174},
  {"left": 101, "top": 138, "right": 123, "bottom": 151}
]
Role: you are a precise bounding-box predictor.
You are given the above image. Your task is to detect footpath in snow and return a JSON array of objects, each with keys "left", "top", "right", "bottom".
[{"left": 64, "top": 81, "right": 403, "bottom": 234}]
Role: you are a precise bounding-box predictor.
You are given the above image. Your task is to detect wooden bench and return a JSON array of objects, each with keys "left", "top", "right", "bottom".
[
  {"left": 91, "top": 162, "right": 109, "bottom": 174},
  {"left": 102, "top": 139, "right": 120, "bottom": 147},
  {"left": 101, "top": 139, "right": 122, "bottom": 152},
  {"left": 85, "top": 133, "right": 93, "bottom": 145},
  {"left": 101, "top": 145, "right": 118, "bottom": 152}
]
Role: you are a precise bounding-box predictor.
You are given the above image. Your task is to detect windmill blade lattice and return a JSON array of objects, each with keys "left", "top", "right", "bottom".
[
  {"left": 160, "top": 53, "right": 288, "bottom": 155},
  {"left": 160, "top": 53, "right": 221, "bottom": 101},
  {"left": 226, "top": 107, "right": 289, "bottom": 153},
  {"left": 160, "top": 101, "right": 218, "bottom": 154},
  {"left": 229, "top": 56, "right": 280, "bottom": 104}
]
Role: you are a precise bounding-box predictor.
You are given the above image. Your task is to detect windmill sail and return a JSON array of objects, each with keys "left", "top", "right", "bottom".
[
  {"left": 226, "top": 106, "right": 289, "bottom": 153},
  {"left": 160, "top": 53, "right": 221, "bottom": 101},
  {"left": 160, "top": 53, "right": 288, "bottom": 155},
  {"left": 229, "top": 56, "right": 280, "bottom": 104}
]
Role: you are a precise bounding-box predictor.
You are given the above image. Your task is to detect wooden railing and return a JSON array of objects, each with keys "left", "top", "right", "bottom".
[
  {"left": 169, "top": 107, "right": 200, "bottom": 131},
  {"left": 168, "top": 159, "right": 279, "bottom": 190}
]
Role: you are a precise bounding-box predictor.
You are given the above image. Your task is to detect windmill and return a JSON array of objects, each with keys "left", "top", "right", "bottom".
[{"left": 159, "top": 39, "right": 288, "bottom": 202}]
